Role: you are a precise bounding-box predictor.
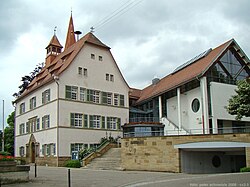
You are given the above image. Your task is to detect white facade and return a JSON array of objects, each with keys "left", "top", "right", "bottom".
[
  {"left": 161, "top": 80, "right": 250, "bottom": 135},
  {"left": 15, "top": 36, "right": 129, "bottom": 165}
]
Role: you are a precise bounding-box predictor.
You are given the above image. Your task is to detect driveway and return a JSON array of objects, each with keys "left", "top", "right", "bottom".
[{"left": 4, "top": 166, "right": 250, "bottom": 187}]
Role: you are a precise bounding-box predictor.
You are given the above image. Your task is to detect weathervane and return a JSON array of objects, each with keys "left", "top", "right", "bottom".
[
  {"left": 90, "top": 27, "right": 95, "bottom": 33},
  {"left": 54, "top": 26, "right": 57, "bottom": 35}
]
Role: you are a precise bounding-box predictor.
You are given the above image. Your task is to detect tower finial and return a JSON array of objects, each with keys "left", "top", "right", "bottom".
[
  {"left": 90, "top": 27, "right": 95, "bottom": 33},
  {"left": 54, "top": 26, "right": 57, "bottom": 35}
]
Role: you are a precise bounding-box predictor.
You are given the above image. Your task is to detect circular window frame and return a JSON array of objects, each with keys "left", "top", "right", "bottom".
[
  {"left": 191, "top": 98, "right": 200, "bottom": 113},
  {"left": 212, "top": 155, "right": 221, "bottom": 168}
]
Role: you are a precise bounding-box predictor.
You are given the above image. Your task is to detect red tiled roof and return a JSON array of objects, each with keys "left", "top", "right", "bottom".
[
  {"left": 16, "top": 32, "right": 113, "bottom": 101},
  {"left": 46, "top": 35, "right": 63, "bottom": 49},
  {"left": 136, "top": 39, "right": 234, "bottom": 104},
  {"left": 129, "top": 88, "right": 142, "bottom": 99},
  {"left": 64, "top": 14, "right": 76, "bottom": 50}
]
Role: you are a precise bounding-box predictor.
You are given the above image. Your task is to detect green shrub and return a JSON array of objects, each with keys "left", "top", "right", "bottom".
[
  {"left": 240, "top": 167, "right": 250, "bottom": 172},
  {"left": 0, "top": 151, "right": 11, "bottom": 156},
  {"left": 65, "top": 160, "right": 81, "bottom": 168}
]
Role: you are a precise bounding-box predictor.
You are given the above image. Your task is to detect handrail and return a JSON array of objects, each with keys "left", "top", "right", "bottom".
[
  {"left": 162, "top": 117, "right": 190, "bottom": 134},
  {"left": 81, "top": 139, "right": 110, "bottom": 160}
]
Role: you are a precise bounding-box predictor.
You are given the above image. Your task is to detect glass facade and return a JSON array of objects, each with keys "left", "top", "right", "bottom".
[{"left": 207, "top": 49, "right": 250, "bottom": 85}]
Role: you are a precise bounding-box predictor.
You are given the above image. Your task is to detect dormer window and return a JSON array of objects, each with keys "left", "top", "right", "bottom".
[{"left": 91, "top": 54, "right": 95, "bottom": 59}]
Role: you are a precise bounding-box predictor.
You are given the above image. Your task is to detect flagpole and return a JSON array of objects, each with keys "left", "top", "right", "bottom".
[{"left": 2, "top": 100, "right": 4, "bottom": 152}]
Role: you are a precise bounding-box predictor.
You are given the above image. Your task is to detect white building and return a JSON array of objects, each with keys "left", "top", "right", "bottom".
[
  {"left": 14, "top": 15, "right": 129, "bottom": 166},
  {"left": 126, "top": 39, "right": 250, "bottom": 137}
]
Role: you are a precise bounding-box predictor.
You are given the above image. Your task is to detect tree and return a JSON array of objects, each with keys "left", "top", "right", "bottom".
[
  {"left": 4, "top": 111, "right": 15, "bottom": 155},
  {"left": 13, "top": 62, "right": 44, "bottom": 98},
  {"left": 227, "top": 79, "right": 250, "bottom": 120}
]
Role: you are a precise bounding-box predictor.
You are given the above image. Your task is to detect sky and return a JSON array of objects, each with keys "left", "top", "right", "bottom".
[{"left": 1, "top": 0, "right": 250, "bottom": 130}]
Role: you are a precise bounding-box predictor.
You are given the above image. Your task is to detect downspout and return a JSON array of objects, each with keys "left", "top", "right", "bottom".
[{"left": 54, "top": 76, "right": 60, "bottom": 166}]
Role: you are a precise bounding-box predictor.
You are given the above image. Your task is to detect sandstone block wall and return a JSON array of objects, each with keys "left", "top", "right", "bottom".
[{"left": 121, "top": 133, "right": 250, "bottom": 172}]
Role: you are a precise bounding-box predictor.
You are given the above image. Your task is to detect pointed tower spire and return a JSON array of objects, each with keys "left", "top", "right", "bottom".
[
  {"left": 64, "top": 13, "right": 76, "bottom": 50},
  {"left": 45, "top": 29, "right": 63, "bottom": 66}
]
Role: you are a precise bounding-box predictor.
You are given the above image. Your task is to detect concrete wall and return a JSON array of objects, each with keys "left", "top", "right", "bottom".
[{"left": 121, "top": 133, "right": 250, "bottom": 173}]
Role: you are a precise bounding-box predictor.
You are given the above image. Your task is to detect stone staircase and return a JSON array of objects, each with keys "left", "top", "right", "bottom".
[{"left": 85, "top": 148, "right": 122, "bottom": 170}]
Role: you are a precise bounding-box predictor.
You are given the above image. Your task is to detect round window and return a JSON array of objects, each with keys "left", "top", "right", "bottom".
[
  {"left": 212, "top": 155, "right": 221, "bottom": 168},
  {"left": 191, "top": 98, "right": 200, "bottom": 113}
]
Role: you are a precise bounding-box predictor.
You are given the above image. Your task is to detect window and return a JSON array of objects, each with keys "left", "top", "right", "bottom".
[
  {"left": 110, "top": 74, "right": 114, "bottom": 82},
  {"left": 51, "top": 143, "right": 56, "bottom": 155},
  {"left": 42, "top": 89, "right": 51, "bottom": 104},
  {"left": 42, "top": 115, "right": 50, "bottom": 129},
  {"left": 30, "top": 97, "right": 36, "bottom": 110},
  {"left": 90, "top": 115, "right": 101, "bottom": 129},
  {"left": 71, "top": 143, "right": 85, "bottom": 153},
  {"left": 80, "top": 87, "right": 85, "bottom": 101},
  {"left": 191, "top": 98, "right": 200, "bottom": 113},
  {"left": 107, "top": 117, "right": 117, "bottom": 130},
  {"left": 83, "top": 68, "right": 88, "bottom": 77},
  {"left": 114, "top": 94, "right": 119, "bottom": 106},
  {"left": 99, "top": 56, "right": 103, "bottom": 61},
  {"left": 43, "top": 143, "right": 56, "bottom": 156},
  {"left": 19, "top": 123, "right": 25, "bottom": 135},
  {"left": 107, "top": 117, "right": 121, "bottom": 130},
  {"left": 65, "top": 86, "right": 78, "bottom": 100},
  {"left": 106, "top": 74, "right": 109, "bottom": 81},
  {"left": 78, "top": 67, "right": 83, "bottom": 75},
  {"left": 20, "top": 103, "right": 25, "bottom": 114},
  {"left": 70, "top": 113, "right": 83, "bottom": 127},
  {"left": 91, "top": 54, "right": 95, "bottom": 59},
  {"left": 19, "top": 146, "right": 25, "bottom": 157},
  {"left": 36, "top": 118, "right": 40, "bottom": 131},
  {"left": 93, "top": 90, "right": 100, "bottom": 103},
  {"left": 107, "top": 93, "right": 112, "bottom": 105}
]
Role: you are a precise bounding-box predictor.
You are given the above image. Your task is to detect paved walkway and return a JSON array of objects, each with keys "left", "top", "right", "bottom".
[{"left": 4, "top": 166, "right": 250, "bottom": 187}]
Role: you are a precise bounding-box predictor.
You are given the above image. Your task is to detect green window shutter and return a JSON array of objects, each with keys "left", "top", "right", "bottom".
[
  {"left": 89, "top": 115, "right": 93, "bottom": 128},
  {"left": 42, "top": 91, "right": 45, "bottom": 104},
  {"left": 70, "top": 113, "right": 74, "bottom": 126},
  {"left": 102, "top": 116, "right": 105, "bottom": 129},
  {"left": 107, "top": 117, "right": 110, "bottom": 129},
  {"left": 84, "top": 114, "right": 88, "bottom": 128},
  {"left": 65, "top": 86, "right": 71, "bottom": 99},
  {"left": 117, "top": 118, "right": 121, "bottom": 130},
  {"left": 42, "top": 116, "right": 45, "bottom": 129},
  {"left": 120, "top": 95, "right": 124, "bottom": 106},
  {"left": 48, "top": 89, "right": 51, "bottom": 101},
  {"left": 87, "top": 89, "right": 90, "bottom": 101},
  {"left": 30, "top": 99, "right": 32, "bottom": 109},
  {"left": 102, "top": 92, "right": 107, "bottom": 104}
]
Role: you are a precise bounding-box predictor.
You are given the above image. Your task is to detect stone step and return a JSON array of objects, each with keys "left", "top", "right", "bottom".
[{"left": 86, "top": 148, "right": 122, "bottom": 170}]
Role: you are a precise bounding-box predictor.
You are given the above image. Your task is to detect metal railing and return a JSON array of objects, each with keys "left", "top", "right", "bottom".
[
  {"left": 123, "top": 126, "right": 250, "bottom": 138},
  {"left": 123, "top": 130, "right": 164, "bottom": 138},
  {"left": 129, "top": 117, "right": 160, "bottom": 123}
]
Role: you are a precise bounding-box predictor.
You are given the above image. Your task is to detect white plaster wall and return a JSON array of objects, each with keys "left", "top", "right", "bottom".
[
  {"left": 58, "top": 44, "right": 129, "bottom": 105},
  {"left": 210, "top": 82, "right": 250, "bottom": 121},
  {"left": 166, "top": 87, "right": 203, "bottom": 132},
  {"left": 59, "top": 128, "right": 122, "bottom": 156},
  {"left": 15, "top": 128, "right": 57, "bottom": 157}
]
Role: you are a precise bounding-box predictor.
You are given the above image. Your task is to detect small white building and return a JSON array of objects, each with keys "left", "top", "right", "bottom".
[{"left": 14, "top": 15, "right": 129, "bottom": 166}]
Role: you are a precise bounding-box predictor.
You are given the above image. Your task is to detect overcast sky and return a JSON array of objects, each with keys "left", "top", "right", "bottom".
[{"left": 1, "top": 0, "right": 250, "bottom": 129}]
